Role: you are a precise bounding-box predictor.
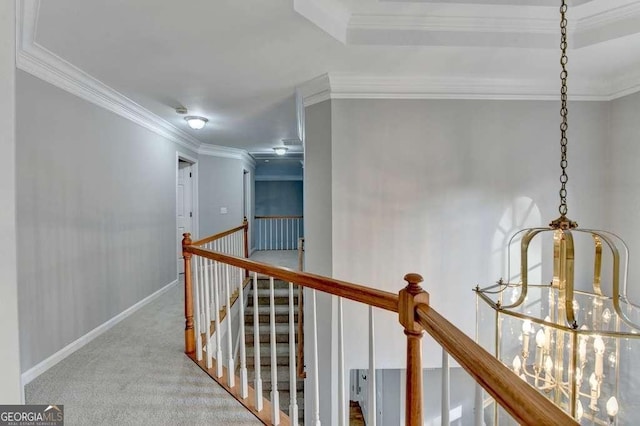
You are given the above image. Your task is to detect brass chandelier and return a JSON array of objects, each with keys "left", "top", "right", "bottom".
[{"left": 475, "top": 1, "right": 640, "bottom": 424}]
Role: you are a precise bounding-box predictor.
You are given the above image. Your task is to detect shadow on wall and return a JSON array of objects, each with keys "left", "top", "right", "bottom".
[{"left": 491, "top": 196, "right": 542, "bottom": 285}]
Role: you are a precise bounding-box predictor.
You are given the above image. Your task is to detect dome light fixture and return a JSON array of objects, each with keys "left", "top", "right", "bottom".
[
  {"left": 185, "top": 116, "right": 208, "bottom": 130},
  {"left": 273, "top": 146, "right": 288, "bottom": 156}
]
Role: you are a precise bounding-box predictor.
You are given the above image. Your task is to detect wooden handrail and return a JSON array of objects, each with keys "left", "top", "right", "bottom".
[
  {"left": 191, "top": 224, "right": 246, "bottom": 247},
  {"left": 415, "top": 303, "right": 578, "bottom": 426},
  {"left": 255, "top": 215, "right": 303, "bottom": 219},
  {"left": 184, "top": 245, "right": 399, "bottom": 313}
]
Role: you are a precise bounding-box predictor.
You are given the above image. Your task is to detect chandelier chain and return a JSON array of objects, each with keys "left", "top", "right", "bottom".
[{"left": 559, "top": 0, "right": 569, "bottom": 216}]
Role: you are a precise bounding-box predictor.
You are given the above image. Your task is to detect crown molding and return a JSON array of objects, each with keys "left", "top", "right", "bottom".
[
  {"left": 298, "top": 0, "right": 640, "bottom": 49},
  {"left": 255, "top": 175, "right": 303, "bottom": 182},
  {"left": 197, "top": 144, "right": 256, "bottom": 167},
  {"left": 15, "top": 0, "right": 256, "bottom": 163},
  {"left": 297, "top": 73, "right": 618, "bottom": 106}
]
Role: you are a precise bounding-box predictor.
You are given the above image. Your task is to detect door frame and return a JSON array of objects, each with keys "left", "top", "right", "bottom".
[{"left": 176, "top": 151, "right": 198, "bottom": 279}]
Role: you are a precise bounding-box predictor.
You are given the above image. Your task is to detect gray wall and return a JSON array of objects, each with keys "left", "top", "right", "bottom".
[
  {"left": 304, "top": 98, "right": 610, "bottom": 423},
  {"left": 303, "top": 100, "right": 335, "bottom": 425},
  {"left": 255, "top": 181, "right": 303, "bottom": 216},
  {"left": 16, "top": 71, "right": 196, "bottom": 372},
  {"left": 0, "top": 0, "right": 22, "bottom": 403},
  {"left": 609, "top": 91, "right": 640, "bottom": 303},
  {"left": 198, "top": 155, "right": 248, "bottom": 237}
]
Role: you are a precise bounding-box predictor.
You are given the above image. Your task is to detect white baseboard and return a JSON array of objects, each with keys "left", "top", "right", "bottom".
[{"left": 21, "top": 279, "right": 179, "bottom": 386}]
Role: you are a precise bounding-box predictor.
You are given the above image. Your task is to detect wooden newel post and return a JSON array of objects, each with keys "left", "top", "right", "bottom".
[
  {"left": 399, "top": 273, "right": 429, "bottom": 426},
  {"left": 243, "top": 217, "right": 249, "bottom": 277},
  {"left": 182, "top": 233, "right": 195, "bottom": 355}
]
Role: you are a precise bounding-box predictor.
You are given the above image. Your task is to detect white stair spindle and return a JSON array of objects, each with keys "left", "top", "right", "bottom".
[
  {"left": 280, "top": 218, "right": 284, "bottom": 250},
  {"left": 286, "top": 218, "right": 289, "bottom": 250},
  {"left": 270, "top": 219, "right": 273, "bottom": 250},
  {"left": 213, "top": 259, "right": 223, "bottom": 378},
  {"left": 194, "top": 254, "right": 202, "bottom": 361},
  {"left": 311, "top": 289, "right": 321, "bottom": 426},
  {"left": 238, "top": 266, "right": 248, "bottom": 399},
  {"left": 252, "top": 272, "right": 263, "bottom": 412},
  {"left": 474, "top": 384, "right": 483, "bottom": 426},
  {"left": 203, "top": 255, "right": 212, "bottom": 369},
  {"left": 226, "top": 263, "right": 235, "bottom": 388},
  {"left": 338, "top": 297, "right": 346, "bottom": 426},
  {"left": 269, "top": 277, "right": 280, "bottom": 425},
  {"left": 289, "top": 282, "right": 299, "bottom": 424},
  {"left": 442, "top": 349, "right": 450, "bottom": 426},
  {"left": 368, "top": 305, "right": 376, "bottom": 426}
]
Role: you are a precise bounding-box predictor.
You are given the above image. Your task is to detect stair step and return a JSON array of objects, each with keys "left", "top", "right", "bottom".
[
  {"left": 255, "top": 279, "right": 292, "bottom": 290},
  {"left": 246, "top": 344, "right": 292, "bottom": 367}
]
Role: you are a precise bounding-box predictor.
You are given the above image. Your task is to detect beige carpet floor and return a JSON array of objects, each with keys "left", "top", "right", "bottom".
[{"left": 25, "top": 280, "right": 261, "bottom": 426}]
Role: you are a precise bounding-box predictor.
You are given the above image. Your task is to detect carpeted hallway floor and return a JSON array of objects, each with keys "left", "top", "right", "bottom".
[{"left": 25, "top": 279, "right": 261, "bottom": 426}]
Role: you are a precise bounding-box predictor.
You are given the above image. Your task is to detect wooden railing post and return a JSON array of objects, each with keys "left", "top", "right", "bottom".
[
  {"left": 182, "top": 233, "right": 195, "bottom": 355},
  {"left": 243, "top": 216, "right": 249, "bottom": 278},
  {"left": 399, "top": 273, "right": 429, "bottom": 426}
]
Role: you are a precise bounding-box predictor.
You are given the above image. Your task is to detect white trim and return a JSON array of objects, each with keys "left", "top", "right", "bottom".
[
  {"left": 297, "top": 72, "right": 617, "bottom": 106},
  {"left": 21, "top": 279, "right": 179, "bottom": 386},
  {"left": 198, "top": 143, "right": 256, "bottom": 168}
]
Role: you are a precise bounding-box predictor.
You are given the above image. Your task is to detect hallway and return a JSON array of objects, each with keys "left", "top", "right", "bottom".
[{"left": 25, "top": 281, "right": 260, "bottom": 426}]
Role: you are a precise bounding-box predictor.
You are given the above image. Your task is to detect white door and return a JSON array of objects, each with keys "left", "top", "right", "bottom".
[{"left": 177, "top": 160, "right": 193, "bottom": 274}]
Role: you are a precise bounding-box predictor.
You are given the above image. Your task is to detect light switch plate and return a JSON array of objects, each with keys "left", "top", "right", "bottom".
[{"left": 220, "top": 207, "right": 228, "bottom": 214}]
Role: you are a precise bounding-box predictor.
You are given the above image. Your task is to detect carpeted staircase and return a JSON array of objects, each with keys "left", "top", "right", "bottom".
[{"left": 245, "top": 278, "right": 305, "bottom": 424}]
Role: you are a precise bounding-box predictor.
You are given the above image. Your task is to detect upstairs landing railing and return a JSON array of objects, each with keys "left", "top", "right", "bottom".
[
  {"left": 255, "top": 215, "right": 303, "bottom": 251},
  {"left": 182, "top": 222, "right": 578, "bottom": 426}
]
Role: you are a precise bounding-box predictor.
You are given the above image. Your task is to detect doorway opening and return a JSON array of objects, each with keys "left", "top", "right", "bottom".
[{"left": 176, "top": 153, "right": 198, "bottom": 275}]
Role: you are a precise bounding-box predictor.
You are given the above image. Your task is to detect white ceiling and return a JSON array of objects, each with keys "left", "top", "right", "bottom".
[{"left": 30, "top": 0, "right": 640, "bottom": 155}]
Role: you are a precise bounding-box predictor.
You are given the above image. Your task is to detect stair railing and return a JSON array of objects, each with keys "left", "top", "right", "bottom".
[
  {"left": 255, "top": 215, "right": 303, "bottom": 251},
  {"left": 182, "top": 223, "right": 578, "bottom": 426}
]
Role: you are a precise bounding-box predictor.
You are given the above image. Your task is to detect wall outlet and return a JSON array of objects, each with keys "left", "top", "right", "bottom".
[{"left": 220, "top": 207, "right": 228, "bottom": 214}]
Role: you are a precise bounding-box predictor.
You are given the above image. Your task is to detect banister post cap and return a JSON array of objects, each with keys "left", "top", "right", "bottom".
[
  {"left": 399, "top": 273, "right": 428, "bottom": 332},
  {"left": 182, "top": 233, "right": 192, "bottom": 245}
]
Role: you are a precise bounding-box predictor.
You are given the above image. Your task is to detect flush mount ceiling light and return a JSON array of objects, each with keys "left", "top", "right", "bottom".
[
  {"left": 273, "top": 147, "right": 288, "bottom": 156},
  {"left": 185, "top": 116, "right": 208, "bottom": 130}
]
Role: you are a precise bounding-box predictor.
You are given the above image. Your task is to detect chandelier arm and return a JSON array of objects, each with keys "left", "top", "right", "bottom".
[
  {"left": 582, "top": 228, "right": 632, "bottom": 306},
  {"left": 592, "top": 234, "right": 603, "bottom": 296},
  {"left": 593, "top": 231, "right": 640, "bottom": 330},
  {"left": 506, "top": 227, "right": 548, "bottom": 286},
  {"left": 560, "top": 230, "right": 577, "bottom": 329},
  {"left": 500, "top": 228, "right": 548, "bottom": 310}
]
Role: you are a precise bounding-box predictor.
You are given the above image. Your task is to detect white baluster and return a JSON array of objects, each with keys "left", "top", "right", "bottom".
[
  {"left": 238, "top": 265, "right": 248, "bottom": 399},
  {"left": 311, "top": 289, "right": 321, "bottom": 426},
  {"left": 252, "top": 272, "right": 263, "bottom": 412},
  {"left": 226, "top": 263, "right": 235, "bottom": 388},
  {"left": 194, "top": 255, "right": 202, "bottom": 361},
  {"left": 213, "top": 259, "right": 223, "bottom": 378},
  {"left": 442, "top": 349, "right": 450, "bottom": 426},
  {"left": 203, "top": 254, "right": 212, "bottom": 369},
  {"left": 269, "top": 277, "right": 280, "bottom": 425},
  {"left": 280, "top": 218, "right": 284, "bottom": 250},
  {"left": 474, "top": 384, "right": 483, "bottom": 426},
  {"left": 270, "top": 219, "right": 273, "bottom": 250},
  {"left": 286, "top": 218, "right": 289, "bottom": 250},
  {"left": 338, "top": 297, "right": 346, "bottom": 426},
  {"left": 338, "top": 297, "right": 349, "bottom": 426},
  {"left": 289, "top": 282, "right": 299, "bottom": 424},
  {"left": 368, "top": 305, "right": 376, "bottom": 426}
]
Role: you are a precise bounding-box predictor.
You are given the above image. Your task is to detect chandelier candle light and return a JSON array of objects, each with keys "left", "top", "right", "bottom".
[{"left": 475, "top": 1, "right": 640, "bottom": 425}]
